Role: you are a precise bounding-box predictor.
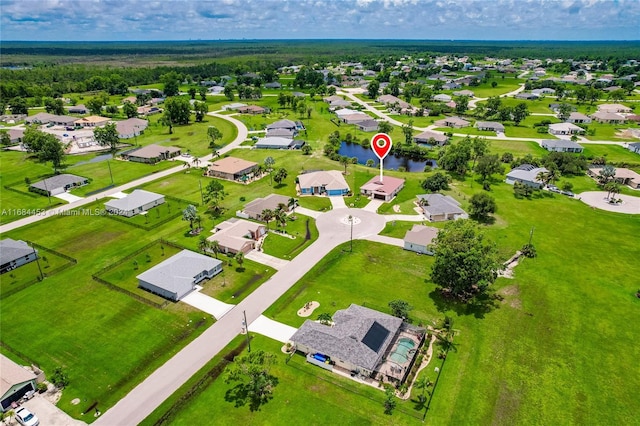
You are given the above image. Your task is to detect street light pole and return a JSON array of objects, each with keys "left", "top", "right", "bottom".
[
  {"left": 242, "top": 310, "right": 251, "bottom": 352},
  {"left": 107, "top": 160, "right": 114, "bottom": 185},
  {"left": 349, "top": 215, "right": 353, "bottom": 252}
]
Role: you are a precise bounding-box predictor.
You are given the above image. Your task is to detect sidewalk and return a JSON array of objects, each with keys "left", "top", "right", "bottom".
[{"left": 245, "top": 251, "right": 290, "bottom": 270}]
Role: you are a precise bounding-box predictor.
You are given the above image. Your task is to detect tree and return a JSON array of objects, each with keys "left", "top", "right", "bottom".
[
  {"left": 557, "top": 103, "right": 573, "bottom": 121},
  {"left": 161, "top": 71, "right": 181, "bottom": 97},
  {"left": 367, "top": 80, "right": 380, "bottom": 98},
  {"left": 122, "top": 101, "right": 138, "bottom": 118},
  {"left": 194, "top": 101, "right": 208, "bottom": 122},
  {"left": 39, "top": 136, "right": 65, "bottom": 171},
  {"left": 454, "top": 95, "right": 469, "bottom": 115},
  {"left": 430, "top": 220, "right": 500, "bottom": 302},
  {"left": 274, "top": 209, "right": 288, "bottom": 228},
  {"left": 439, "top": 137, "right": 471, "bottom": 175},
  {"left": 288, "top": 197, "right": 298, "bottom": 215},
  {"left": 0, "top": 131, "right": 10, "bottom": 146},
  {"left": 377, "top": 120, "right": 393, "bottom": 135},
  {"left": 597, "top": 165, "right": 616, "bottom": 185},
  {"left": 9, "top": 97, "right": 28, "bottom": 115},
  {"left": 264, "top": 156, "right": 275, "bottom": 185},
  {"left": 513, "top": 181, "right": 534, "bottom": 198},
  {"left": 485, "top": 96, "right": 501, "bottom": 118},
  {"left": 401, "top": 119, "right": 414, "bottom": 145},
  {"left": 383, "top": 386, "right": 397, "bottom": 415},
  {"left": 512, "top": 102, "right": 529, "bottom": 126},
  {"left": 317, "top": 312, "right": 332, "bottom": 325},
  {"left": 163, "top": 96, "right": 191, "bottom": 125},
  {"left": 224, "top": 350, "right": 278, "bottom": 412},
  {"left": 224, "top": 85, "right": 234, "bottom": 101},
  {"left": 198, "top": 86, "right": 208, "bottom": 101},
  {"left": 604, "top": 181, "right": 621, "bottom": 200},
  {"left": 261, "top": 209, "right": 274, "bottom": 229},
  {"left": 188, "top": 87, "right": 197, "bottom": 99},
  {"left": 421, "top": 171, "right": 450, "bottom": 192},
  {"left": 470, "top": 137, "right": 490, "bottom": 170},
  {"left": 339, "top": 155, "right": 350, "bottom": 174},
  {"left": 204, "top": 179, "right": 225, "bottom": 203},
  {"left": 198, "top": 235, "right": 210, "bottom": 253},
  {"left": 234, "top": 251, "right": 245, "bottom": 270},
  {"left": 182, "top": 204, "right": 198, "bottom": 232},
  {"left": 469, "top": 192, "right": 497, "bottom": 222},
  {"left": 209, "top": 240, "right": 221, "bottom": 259},
  {"left": 93, "top": 123, "right": 120, "bottom": 157},
  {"left": 388, "top": 300, "right": 412, "bottom": 319},
  {"left": 273, "top": 167, "right": 288, "bottom": 186},
  {"left": 561, "top": 181, "right": 574, "bottom": 192},
  {"left": 86, "top": 97, "right": 105, "bottom": 115},
  {"left": 474, "top": 154, "right": 503, "bottom": 182},
  {"left": 44, "top": 98, "right": 65, "bottom": 115},
  {"left": 207, "top": 126, "right": 223, "bottom": 148},
  {"left": 301, "top": 144, "right": 312, "bottom": 155}
]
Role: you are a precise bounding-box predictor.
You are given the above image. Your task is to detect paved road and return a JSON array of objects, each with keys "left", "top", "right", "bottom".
[
  {"left": 0, "top": 113, "right": 248, "bottom": 235},
  {"left": 95, "top": 207, "right": 386, "bottom": 426}
]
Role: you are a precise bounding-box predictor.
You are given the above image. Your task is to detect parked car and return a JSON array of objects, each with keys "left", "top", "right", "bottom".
[
  {"left": 547, "top": 185, "right": 561, "bottom": 193},
  {"left": 561, "top": 190, "right": 575, "bottom": 197},
  {"left": 15, "top": 407, "right": 39, "bottom": 426}
]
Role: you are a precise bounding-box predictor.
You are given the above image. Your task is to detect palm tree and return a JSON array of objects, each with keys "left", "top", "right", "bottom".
[
  {"left": 234, "top": 251, "right": 244, "bottom": 270},
  {"left": 414, "top": 377, "right": 433, "bottom": 405},
  {"left": 536, "top": 171, "right": 549, "bottom": 187},
  {"left": 262, "top": 209, "right": 274, "bottom": 229},
  {"left": 288, "top": 197, "right": 298, "bottom": 215},
  {"left": 274, "top": 209, "right": 288, "bottom": 228},
  {"left": 339, "top": 155, "right": 350, "bottom": 174},
  {"left": 546, "top": 168, "right": 560, "bottom": 186},
  {"left": 198, "top": 235, "right": 210, "bottom": 253},
  {"left": 209, "top": 239, "right": 221, "bottom": 259}
]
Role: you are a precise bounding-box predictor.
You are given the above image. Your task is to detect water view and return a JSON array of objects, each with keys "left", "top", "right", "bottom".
[{"left": 338, "top": 142, "right": 436, "bottom": 172}]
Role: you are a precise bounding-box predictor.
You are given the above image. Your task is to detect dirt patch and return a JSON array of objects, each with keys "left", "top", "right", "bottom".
[
  {"left": 71, "top": 398, "right": 81, "bottom": 405},
  {"left": 297, "top": 301, "right": 320, "bottom": 317},
  {"left": 498, "top": 285, "right": 522, "bottom": 310},
  {"left": 392, "top": 205, "right": 401, "bottom": 212},
  {"left": 232, "top": 274, "right": 263, "bottom": 298}
]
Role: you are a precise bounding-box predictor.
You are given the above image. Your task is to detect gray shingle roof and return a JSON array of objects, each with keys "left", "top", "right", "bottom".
[
  {"left": 30, "top": 174, "right": 87, "bottom": 192},
  {"left": 417, "top": 194, "right": 466, "bottom": 216},
  {"left": 137, "top": 250, "right": 222, "bottom": 296},
  {"left": 0, "top": 239, "right": 34, "bottom": 265},
  {"left": 291, "top": 304, "right": 402, "bottom": 371}
]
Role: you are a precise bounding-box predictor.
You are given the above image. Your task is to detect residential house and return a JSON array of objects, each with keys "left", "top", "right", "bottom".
[
  {"left": 532, "top": 88, "right": 555, "bottom": 96},
  {"left": 254, "top": 136, "right": 305, "bottom": 150},
  {"left": 0, "top": 239, "right": 38, "bottom": 275},
  {"left": 452, "top": 90, "right": 474, "bottom": 97},
  {"left": 298, "top": 170, "right": 350, "bottom": 196},
  {"left": 328, "top": 99, "right": 352, "bottom": 110},
  {"left": 222, "top": 103, "right": 248, "bottom": 111},
  {"left": 74, "top": 115, "right": 110, "bottom": 127},
  {"left": 238, "top": 105, "right": 267, "bottom": 115},
  {"left": 548, "top": 122, "right": 585, "bottom": 135},
  {"left": 360, "top": 176, "right": 405, "bottom": 202},
  {"left": 115, "top": 117, "right": 148, "bottom": 139},
  {"left": 340, "top": 113, "right": 371, "bottom": 125},
  {"left": 355, "top": 119, "right": 379, "bottom": 132},
  {"left": 541, "top": 139, "right": 584, "bottom": 153},
  {"left": 403, "top": 225, "right": 438, "bottom": 255},
  {"left": 291, "top": 304, "right": 419, "bottom": 382},
  {"left": 627, "top": 142, "right": 640, "bottom": 154},
  {"left": 206, "top": 157, "right": 258, "bottom": 181},
  {"left": 590, "top": 111, "right": 626, "bottom": 124},
  {"left": 5, "top": 128, "right": 25, "bottom": 144},
  {"left": 417, "top": 194, "right": 468, "bottom": 222},
  {"left": 433, "top": 94, "right": 452, "bottom": 102},
  {"left": 67, "top": 104, "right": 88, "bottom": 114},
  {"left": 137, "top": 250, "right": 222, "bottom": 301},
  {"left": 136, "top": 106, "right": 162, "bottom": 116},
  {"left": 207, "top": 218, "right": 266, "bottom": 254},
  {"left": 266, "top": 119, "right": 298, "bottom": 137},
  {"left": 413, "top": 130, "right": 449, "bottom": 146},
  {"left": 0, "top": 354, "right": 39, "bottom": 412},
  {"left": 505, "top": 164, "right": 549, "bottom": 188},
  {"left": 264, "top": 82, "right": 282, "bottom": 89},
  {"left": 475, "top": 121, "right": 505, "bottom": 132},
  {"left": 104, "top": 190, "right": 165, "bottom": 217},
  {"left": 435, "top": 116, "right": 470, "bottom": 128},
  {"left": 25, "top": 113, "right": 77, "bottom": 126},
  {"left": 30, "top": 174, "right": 88, "bottom": 196},
  {"left": 566, "top": 112, "right": 592, "bottom": 124},
  {"left": 625, "top": 115, "right": 640, "bottom": 123},
  {"left": 514, "top": 92, "right": 539, "bottom": 100},
  {"left": 597, "top": 103, "right": 632, "bottom": 114},
  {"left": 123, "top": 144, "right": 181, "bottom": 164},
  {"left": 376, "top": 94, "right": 411, "bottom": 110},
  {"left": 238, "top": 194, "right": 291, "bottom": 221},
  {"left": 587, "top": 167, "right": 640, "bottom": 189}
]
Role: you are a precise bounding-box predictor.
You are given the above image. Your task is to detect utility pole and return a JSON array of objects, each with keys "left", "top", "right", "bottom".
[
  {"left": 349, "top": 215, "right": 353, "bottom": 252},
  {"left": 242, "top": 310, "right": 251, "bottom": 352},
  {"left": 31, "top": 242, "right": 43, "bottom": 281},
  {"left": 528, "top": 226, "right": 535, "bottom": 246},
  {"left": 198, "top": 180, "right": 204, "bottom": 205},
  {"left": 107, "top": 160, "right": 114, "bottom": 185}
]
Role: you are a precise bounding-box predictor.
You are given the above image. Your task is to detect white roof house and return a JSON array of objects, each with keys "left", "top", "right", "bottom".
[
  {"left": 541, "top": 139, "right": 584, "bottom": 153},
  {"left": 104, "top": 190, "right": 165, "bottom": 217},
  {"left": 548, "top": 122, "right": 585, "bottom": 135},
  {"left": 403, "top": 225, "right": 439, "bottom": 255},
  {"left": 137, "top": 250, "right": 222, "bottom": 301},
  {"left": 505, "top": 164, "right": 548, "bottom": 188}
]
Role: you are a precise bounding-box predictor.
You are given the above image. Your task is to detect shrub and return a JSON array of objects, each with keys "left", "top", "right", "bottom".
[
  {"left": 51, "top": 367, "right": 69, "bottom": 389},
  {"left": 521, "top": 243, "right": 537, "bottom": 258}
]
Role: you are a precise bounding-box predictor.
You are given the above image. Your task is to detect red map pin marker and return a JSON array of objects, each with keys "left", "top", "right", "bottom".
[{"left": 371, "top": 133, "right": 392, "bottom": 160}]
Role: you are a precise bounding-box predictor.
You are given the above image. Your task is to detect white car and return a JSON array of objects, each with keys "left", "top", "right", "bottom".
[{"left": 15, "top": 407, "right": 39, "bottom": 426}]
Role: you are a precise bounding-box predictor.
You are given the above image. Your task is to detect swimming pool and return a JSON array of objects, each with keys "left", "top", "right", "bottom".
[{"left": 389, "top": 337, "right": 415, "bottom": 364}]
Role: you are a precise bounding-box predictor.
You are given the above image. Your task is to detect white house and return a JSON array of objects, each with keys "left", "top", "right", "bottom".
[
  {"left": 505, "top": 164, "right": 548, "bottom": 188},
  {"left": 403, "top": 225, "right": 439, "bottom": 255},
  {"left": 541, "top": 139, "right": 584, "bottom": 153},
  {"left": 104, "top": 190, "right": 165, "bottom": 217}
]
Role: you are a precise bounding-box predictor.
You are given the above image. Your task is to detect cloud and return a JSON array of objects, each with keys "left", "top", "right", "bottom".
[{"left": 0, "top": 0, "right": 638, "bottom": 41}]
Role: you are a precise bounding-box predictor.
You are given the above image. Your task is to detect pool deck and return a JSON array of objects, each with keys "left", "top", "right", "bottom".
[{"left": 377, "top": 331, "right": 422, "bottom": 381}]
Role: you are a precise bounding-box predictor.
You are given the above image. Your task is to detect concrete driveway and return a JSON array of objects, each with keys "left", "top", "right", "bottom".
[
  {"left": 245, "top": 251, "right": 290, "bottom": 270},
  {"left": 180, "top": 291, "right": 234, "bottom": 320},
  {"left": 19, "top": 395, "right": 86, "bottom": 426},
  {"left": 248, "top": 315, "right": 297, "bottom": 343},
  {"left": 54, "top": 192, "right": 84, "bottom": 203},
  {"left": 363, "top": 234, "right": 405, "bottom": 248}
]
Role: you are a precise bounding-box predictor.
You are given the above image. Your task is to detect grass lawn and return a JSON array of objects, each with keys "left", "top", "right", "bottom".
[
  {"left": 260, "top": 214, "right": 319, "bottom": 259},
  {"left": 470, "top": 76, "right": 524, "bottom": 98},
  {"left": 581, "top": 144, "right": 640, "bottom": 165},
  {"left": 582, "top": 122, "right": 640, "bottom": 142},
  {"left": 488, "top": 139, "right": 548, "bottom": 158},
  {"left": 200, "top": 257, "right": 275, "bottom": 304},
  {"left": 141, "top": 335, "right": 425, "bottom": 426}
]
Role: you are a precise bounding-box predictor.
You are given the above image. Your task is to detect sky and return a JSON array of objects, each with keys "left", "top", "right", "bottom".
[{"left": 1, "top": 0, "right": 639, "bottom": 41}]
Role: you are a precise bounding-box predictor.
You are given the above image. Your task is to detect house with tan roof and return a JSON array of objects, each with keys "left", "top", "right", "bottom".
[
  {"left": 597, "top": 104, "right": 632, "bottom": 114},
  {"left": 587, "top": 167, "right": 640, "bottom": 189},
  {"left": 238, "top": 105, "right": 267, "bottom": 115},
  {"left": 413, "top": 130, "right": 449, "bottom": 146},
  {"left": 1, "top": 354, "right": 39, "bottom": 412},
  {"left": 360, "top": 176, "right": 405, "bottom": 202},
  {"left": 116, "top": 117, "right": 148, "bottom": 139},
  {"left": 298, "top": 170, "right": 350, "bottom": 196},
  {"left": 206, "top": 157, "right": 258, "bottom": 181},
  {"left": 435, "top": 116, "right": 470, "bottom": 128},
  {"left": 207, "top": 218, "right": 266, "bottom": 254},
  {"left": 74, "top": 115, "right": 110, "bottom": 127},
  {"left": 403, "top": 225, "right": 439, "bottom": 255},
  {"left": 238, "top": 194, "right": 291, "bottom": 221},
  {"left": 566, "top": 112, "right": 592, "bottom": 124},
  {"left": 123, "top": 144, "right": 181, "bottom": 164},
  {"left": 590, "top": 111, "right": 626, "bottom": 124}
]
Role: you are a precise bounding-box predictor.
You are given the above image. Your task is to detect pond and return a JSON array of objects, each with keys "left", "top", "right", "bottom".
[
  {"left": 72, "top": 153, "right": 115, "bottom": 166},
  {"left": 338, "top": 142, "right": 436, "bottom": 172}
]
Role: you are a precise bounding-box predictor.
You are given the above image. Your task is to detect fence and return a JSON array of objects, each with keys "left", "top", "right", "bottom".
[{"left": 102, "top": 194, "right": 198, "bottom": 231}]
